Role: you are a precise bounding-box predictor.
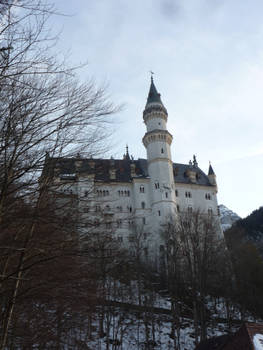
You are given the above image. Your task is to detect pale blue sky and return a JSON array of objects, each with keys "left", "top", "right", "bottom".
[{"left": 50, "top": 0, "right": 263, "bottom": 217}]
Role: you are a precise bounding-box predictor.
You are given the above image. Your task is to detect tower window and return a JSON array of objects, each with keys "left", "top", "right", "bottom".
[
  {"left": 175, "top": 189, "right": 178, "bottom": 197},
  {"left": 140, "top": 185, "right": 145, "bottom": 193},
  {"left": 141, "top": 201, "right": 145, "bottom": 209},
  {"left": 161, "top": 148, "right": 164, "bottom": 154},
  {"left": 155, "top": 182, "right": 159, "bottom": 189},
  {"left": 185, "top": 191, "right": 192, "bottom": 198},
  {"left": 158, "top": 210, "right": 161, "bottom": 216},
  {"left": 165, "top": 192, "right": 168, "bottom": 198},
  {"left": 205, "top": 193, "right": 211, "bottom": 200}
]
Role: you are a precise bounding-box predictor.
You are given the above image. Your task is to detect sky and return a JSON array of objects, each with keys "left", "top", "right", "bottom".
[{"left": 50, "top": 0, "right": 263, "bottom": 218}]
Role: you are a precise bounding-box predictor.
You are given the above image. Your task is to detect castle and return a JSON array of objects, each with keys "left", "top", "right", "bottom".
[{"left": 46, "top": 78, "right": 220, "bottom": 258}]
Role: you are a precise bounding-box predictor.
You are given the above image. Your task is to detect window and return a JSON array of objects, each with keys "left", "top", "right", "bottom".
[
  {"left": 165, "top": 192, "right": 168, "bottom": 198},
  {"left": 118, "top": 189, "right": 130, "bottom": 197},
  {"left": 117, "top": 219, "right": 122, "bottom": 228},
  {"left": 106, "top": 222, "right": 112, "bottom": 229},
  {"left": 84, "top": 190, "right": 88, "bottom": 197},
  {"left": 155, "top": 182, "right": 159, "bottom": 189},
  {"left": 161, "top": 148, "right": 164, "bottom": 154},
  {"left": 128, "top": 235, "right": 135, "bottom": 242},
  {"left": 188, "top": 206, "right": 193, "bottom": 213},
  {"left": 117, "top": 236, "right": 123, "bottom": 242},
  {"left": 177, "top": 205, "right": 180, "bottom": 212},
  {"left": 185, "top": 191, "right": 192, "bottom": 198},
  {"left": 141, "top": 201, "right": 145, "bottom": 209},
  {"left": 142, "top": 217, "right": 146, "bottom": 225},
  {"left": 205, "top": 193, "right": 211, "bottom": 200},
  {"left": 158, "top": 210, "right": 161, "bottom": 216},
  {"left": 140, "top": 185, "right": 145, "bottom": 193},
  {"left": 105, "top": 205, "right": 110, "bottom": 211},
  {"left": 208, "top": 208, "right": 213, "bottom": 215},
  {"left": 116, "top": 206, "right": 123, "bottom": 212},
  {"left": 175, "top": 189, "right": 178, "bottom": 197}
]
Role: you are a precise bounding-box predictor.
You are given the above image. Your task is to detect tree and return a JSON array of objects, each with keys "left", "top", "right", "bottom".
[
  {"left": 162, "top": 211, "right": 225, "bottom": 345},
  {"left": 0, "top": 1, "right": 117, "bottom": 348}
]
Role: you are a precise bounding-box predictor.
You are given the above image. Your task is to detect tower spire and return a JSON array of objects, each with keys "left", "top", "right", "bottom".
[{"left": 146, "top": 76, "right": 163, "bottom": 105}]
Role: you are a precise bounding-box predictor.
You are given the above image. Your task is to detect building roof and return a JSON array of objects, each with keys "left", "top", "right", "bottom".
[
  {"left": 208, "top": 164, "right": 215, "bottom": 176},
  {"left": 146, "top": 77, "right": 163, "bottom": 105},
  {"left": 44, "top": 157, "right": 214, "bottom": 187},
  {"left": 195, "top": 323, "right": 263, "bottom": 350},
  {"left": 144, "top": 78, "right": 168, "bottom": 116}
]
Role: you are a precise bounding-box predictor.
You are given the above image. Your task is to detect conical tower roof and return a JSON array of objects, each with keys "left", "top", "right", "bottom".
[
  {"left": 146, "top": 77, "right": 163, "bottom": 105},
  {"left": 208, "top": 163, "right": 215, "bottom": 175},
  {"left": 144, "top": 77, "right": 167, "bottom": 116}
]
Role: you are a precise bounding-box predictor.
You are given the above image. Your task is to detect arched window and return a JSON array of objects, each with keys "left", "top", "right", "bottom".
[
  {"left": 165, "top": 192, "right": 168, "bottom": 198},
  {"left": 141, "top": 201, "right": 145, "bottom": 209},
  {"left": 155, "top": 182, "right": 159, "bottom": 189},
  {"left": 158, "top": 210, "right": 161, "bottom": 216},
  {"left": 140, "top": 185, "right": 144, "bottom": 193}
]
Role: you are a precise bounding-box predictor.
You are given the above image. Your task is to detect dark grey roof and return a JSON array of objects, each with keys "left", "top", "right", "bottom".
[
  {"left": 146, "top": 77, "right": 163, "bottom": 105},
  {"left": 44, "top": 157, "right": 214, "bottom": 187},
  {"left": 173, "top": 163, "right": 213, "bottom": 186},
  {"left": 208, "top": 164, "right": 215, "bottom": 175}
]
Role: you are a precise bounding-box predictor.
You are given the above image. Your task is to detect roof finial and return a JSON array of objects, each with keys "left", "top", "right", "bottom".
[
  {"left": 124, "top": 144, "right": 130, "bottom": 160},
  {"left": 193, "top": 154, "right": 198, "bottom": 167},
  {"left": 150, "top": 70, "right": 154, "bottom": 82}
]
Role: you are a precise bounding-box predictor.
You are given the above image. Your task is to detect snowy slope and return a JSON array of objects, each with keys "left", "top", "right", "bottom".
[{"left": 219, "top": 204, "right": 240, "bottom": 232}]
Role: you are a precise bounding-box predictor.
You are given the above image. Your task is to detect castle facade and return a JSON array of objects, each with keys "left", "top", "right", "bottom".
[{"left": 47, "top": 78, "right": 220, "bottom": 257}]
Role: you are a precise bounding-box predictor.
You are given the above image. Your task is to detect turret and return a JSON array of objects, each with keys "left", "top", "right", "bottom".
[
  {"left": 208, "top": 163, "right": 217, "bottom": 188},
  {"left": 142, "top": 77, "right": 177, "bottom": 221}
]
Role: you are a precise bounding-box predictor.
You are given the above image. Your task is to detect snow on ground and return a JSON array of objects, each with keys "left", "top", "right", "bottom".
[{"left": 253, "top": 334, "right": 263, "bottom": 350}]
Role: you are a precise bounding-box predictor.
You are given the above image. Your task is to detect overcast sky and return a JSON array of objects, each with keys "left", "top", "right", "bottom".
[{"left": 51, "top": 0, "right": 263, "bottom": 218}]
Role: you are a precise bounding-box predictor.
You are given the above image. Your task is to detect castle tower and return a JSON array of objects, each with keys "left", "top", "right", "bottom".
[{"left": 142, "top": 77, "right": 177, "bottom": 223}]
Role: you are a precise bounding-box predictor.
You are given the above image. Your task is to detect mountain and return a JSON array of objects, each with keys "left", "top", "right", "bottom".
[{"left": 219, "top": 204, "right": 240, "bottom": 231}]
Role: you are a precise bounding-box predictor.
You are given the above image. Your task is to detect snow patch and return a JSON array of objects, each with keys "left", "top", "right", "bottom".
[{"left": 253, "top": 334, "right": 263, "bottom": 350}]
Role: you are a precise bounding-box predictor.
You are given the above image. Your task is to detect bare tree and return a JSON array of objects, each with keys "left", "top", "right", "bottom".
[{"left": 0, "top": 1, "right": 118, "bottom": 348}]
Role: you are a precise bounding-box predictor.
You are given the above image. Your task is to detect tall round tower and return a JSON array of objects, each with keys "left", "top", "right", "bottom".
[{"left": 142, "top": 77, "right": 177, "bottom": 223}]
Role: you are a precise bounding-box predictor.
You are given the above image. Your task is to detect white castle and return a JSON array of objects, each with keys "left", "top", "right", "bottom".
[{"left": 47, "top": 78, "right": 220, "bottom": 259}]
